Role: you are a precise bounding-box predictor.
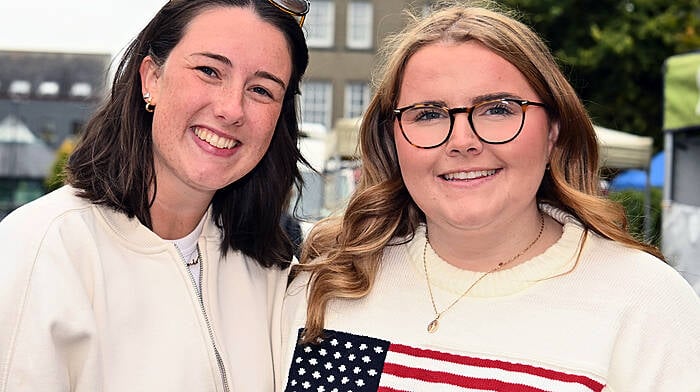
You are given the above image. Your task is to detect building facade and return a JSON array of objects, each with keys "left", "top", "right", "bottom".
[
  {"left": 0, "top": 50, "right": 110, "bottom": 217},
  {"left": 294, "top": 1, "right": 434, "bottom": 220},
  {"left": 300, "top": 0, "right": 431, "bottom": 131},
  {"left": 0, "top": 50, "right": 110, "bottom": 149}
]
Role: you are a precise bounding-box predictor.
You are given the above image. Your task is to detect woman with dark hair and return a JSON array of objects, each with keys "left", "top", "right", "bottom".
[
  {"left": 0, "top": 0, "right": 309, "bottom": 390},
  {"left": 279, "top": 1, "right": 700, "bottom": 391}
]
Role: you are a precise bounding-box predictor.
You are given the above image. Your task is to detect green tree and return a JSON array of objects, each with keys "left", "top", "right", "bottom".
[
  {"left": 500, "top": 0, "right": 700, "bottom": 149},
  {"left": 608, "top": 188, "right": 663, "bottom": 246},
  {"left": 44, "top": 138, "right": 75, "bottom": 192}
]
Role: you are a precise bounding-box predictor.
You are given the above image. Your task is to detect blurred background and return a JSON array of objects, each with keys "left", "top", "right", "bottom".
[{"left": 1, "top": 0, "right": 699, "bottom": 291}]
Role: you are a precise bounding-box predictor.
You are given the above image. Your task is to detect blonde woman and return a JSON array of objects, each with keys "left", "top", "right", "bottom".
[{"left": 278, "top": 2, "right": 700, "bottom": 391}]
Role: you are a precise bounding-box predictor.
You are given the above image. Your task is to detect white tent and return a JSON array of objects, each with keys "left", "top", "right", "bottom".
[
  {"left": 0, "top": 114, "right": 39, "bottom": 144},
  {"left": 0, "top": 115, "right": 54, "bottom": 178},
  {"left": 595, "top": 124, "right": 656, "bottom": 243},
  {"left": 595, "top": 125, "right": 653, "bottom": 169},
  {"left": 299, "top": 122, "right": 334, "bottom": 172}
]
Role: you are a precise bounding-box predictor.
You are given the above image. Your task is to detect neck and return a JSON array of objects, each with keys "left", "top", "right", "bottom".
[
  {"left": 426, "top": 208, "right": 549, "bottom": 271},
  {"left": 149, "top": 186, "right": 213, "bottom": 240}
]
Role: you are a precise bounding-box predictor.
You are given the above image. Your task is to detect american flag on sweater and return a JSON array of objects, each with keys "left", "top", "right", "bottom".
[{"left": 284, "top": 329, "right": 605, "bottom": 392}]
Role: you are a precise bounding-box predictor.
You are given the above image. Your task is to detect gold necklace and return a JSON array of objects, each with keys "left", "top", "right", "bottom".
[{"left": 423, "top": 212, "right": 544, "bottom": 333}]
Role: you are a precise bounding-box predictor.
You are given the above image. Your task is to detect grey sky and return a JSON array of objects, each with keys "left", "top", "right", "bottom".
[{"left": 0, "top": 0, "right": 166, "bottom": 58}]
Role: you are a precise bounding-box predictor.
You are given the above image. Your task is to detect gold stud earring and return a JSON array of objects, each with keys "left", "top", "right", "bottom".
[{"left": 143, "top": 92, "right": 156, "bottom": 113}]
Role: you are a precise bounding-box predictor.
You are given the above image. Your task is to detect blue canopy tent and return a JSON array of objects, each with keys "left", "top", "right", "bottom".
[{"left": 610, "top": 152, "right": 664, "bottom": 191}]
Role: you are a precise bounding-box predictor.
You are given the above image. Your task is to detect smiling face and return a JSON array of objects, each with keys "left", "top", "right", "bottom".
[
  {"left": 140, "top": 6, "right": 292, "bottom": 202},
  {"left": 394, "top": 40, "right": 558, "bottom": 239}
]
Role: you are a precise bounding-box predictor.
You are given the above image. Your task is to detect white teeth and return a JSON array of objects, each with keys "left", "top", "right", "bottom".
[
  {"left": 443, "top": 169, "right": 496, "bottom": 180},
  {"left": 194, "top": 127, "right": 238, "bottom": 149}
]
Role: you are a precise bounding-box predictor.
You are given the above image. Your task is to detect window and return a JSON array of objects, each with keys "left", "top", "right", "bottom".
[
  {"left": 72, "top": 121, "right": 85, "bottom": 135},
  {"left": 344, "top": 82, "right": 370, "bottom": 118},
  {"left": 70, "top": 82, "right": 92, "bottom": 98},
  {"left": 39, "top": 121, "right": 57, "bottom": 145},
  {"left": 305, "top": 0, "right": 335, "bottom": 48},
  {"left": 301, "top": 81, "right": 333, "bottom": 129},
  {"left": 37, "top": 81, "right": 60, "bottom": 97},
  {"left": 8, "top": 80, "right": 31, "bottom": 96},
  {"left": 346, "top": 2, "right": 373, "bottom": 49}
]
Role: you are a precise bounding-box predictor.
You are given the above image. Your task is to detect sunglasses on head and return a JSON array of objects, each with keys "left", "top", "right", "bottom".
[{"left": 266, "top": 0, "right": 310, "bottom": 27}]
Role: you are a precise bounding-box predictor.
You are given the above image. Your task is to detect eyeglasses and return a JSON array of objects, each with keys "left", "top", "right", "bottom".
[
  {"left": 393, "top": 98, "right": 546, "bottom": 148},
  {"left": 266, "top": 0, "right": 310, "bottom": 27}
]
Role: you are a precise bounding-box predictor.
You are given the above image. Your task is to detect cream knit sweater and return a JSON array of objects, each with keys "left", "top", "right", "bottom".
[{"left": 280, "top": 206, "right": 700, "bottom": 391}]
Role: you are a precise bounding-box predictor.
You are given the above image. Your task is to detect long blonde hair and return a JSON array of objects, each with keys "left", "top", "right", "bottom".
[{"left": 297, "top": 0, "right": 663, "bottom": 342}]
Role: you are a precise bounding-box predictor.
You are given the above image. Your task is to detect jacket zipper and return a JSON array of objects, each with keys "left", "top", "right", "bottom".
[{"left": 176, "top": 244, "right": 230, "bottom": 392}]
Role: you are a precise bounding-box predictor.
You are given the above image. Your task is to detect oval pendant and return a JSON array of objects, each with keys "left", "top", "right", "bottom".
[{"left": 427, "top": 318, "right": 439, "bottom": 333}]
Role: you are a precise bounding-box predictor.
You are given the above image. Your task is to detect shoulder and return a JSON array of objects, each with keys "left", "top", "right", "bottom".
[
  {"left": 583, "top": 239, "right": 700, "bottom": 388},
  {"left": 542, "top": 204, "right": 694, "bottom": 301},
  {"left": 216, "top": 246, "right": 291, "bottom": 295},
  {"left": 585, "top": 233, "right": 684, "bottom": 284},
  {"left": 580, "top": 233, "right": 699, "bottom": 315},
  {"left": 261, "top": 262, "right": 291, "bottom": 290},
  {"left": 0, "top": 186, "right": 115, "bottom": 296},
  {"left": 281, "top": 270, "right": 310, "bottom": 349},
  {"left": 1, "top": 185, "right": 92, "bottom": 221},
  {"left": 0, "top": 186, "right": 98, "bottom": 246},
  {"left": 0, "top": 187, "right": 106, "bottom": 336},
  {"left": 283, "top": 270, "right": 311, "bottom": 318},
  {"left": 285, "top": 270, "right": 310, "bottom": 309}
]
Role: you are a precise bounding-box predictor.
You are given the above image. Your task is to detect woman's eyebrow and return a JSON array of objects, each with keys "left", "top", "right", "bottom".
[
  {"left": 256, "top": 70, "right": 287, "bottom": 90},
  {"left": 192, "top": 51, "right": 232, "bottom": 66},
  {"left": 472, "top": 92, "right": 520, "bottom": 102},
  {"left": 192, "top": 51, "right": 286, "bottom": 90}
]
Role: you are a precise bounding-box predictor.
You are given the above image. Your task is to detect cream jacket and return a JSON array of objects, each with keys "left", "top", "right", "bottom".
[{"left": 0, "top": 186, "right": 288, "bottom": 391}]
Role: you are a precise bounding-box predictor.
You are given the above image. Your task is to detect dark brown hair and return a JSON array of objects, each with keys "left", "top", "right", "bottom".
[{"left": 67, "top": 0, "right": 309, "bottom": 268}]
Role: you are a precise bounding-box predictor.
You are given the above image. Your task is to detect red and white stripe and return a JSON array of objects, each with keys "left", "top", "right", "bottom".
[{"left": 377, "top": 344, "right": 605, "bottom": 392}]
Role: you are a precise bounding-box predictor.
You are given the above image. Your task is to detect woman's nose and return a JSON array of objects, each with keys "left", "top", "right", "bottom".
[
  {"left": 444, "top": 112, "right": 483, "bottom": 154},
  {"left": 213, "top": 87, "right": 246, "bottom": 126}
]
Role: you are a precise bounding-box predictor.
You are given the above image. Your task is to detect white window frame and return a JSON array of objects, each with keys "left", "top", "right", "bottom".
[
  {"left": 344, "top": 82, "right": 370, "bottom": 118},
  {"left": 346, "top": 1, "right": 373, "bottom": 49},
  {"left": 301, "top": 81, "right": 333, "bottom": 129},
  {"left": 305, "top": 0, "right": 335, "bottom": 48}
]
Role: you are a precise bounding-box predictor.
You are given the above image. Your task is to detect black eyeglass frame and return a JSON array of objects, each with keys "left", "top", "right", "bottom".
[
  {"left": 393, "top": 98, "right": 547, "bottom": 149},
  {"left": 266, "top": 0, "right": 310, "bottom": 27}
]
